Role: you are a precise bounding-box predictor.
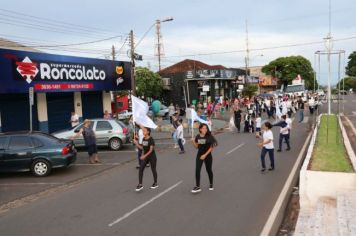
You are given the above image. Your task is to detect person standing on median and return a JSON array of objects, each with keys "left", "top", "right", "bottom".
[
  {"left": 72, "top": 119, "right": 100, "bottom": 164},
  {"left": 257, "top": 122, "right": 274, "bottom": 172},
  {"left": 133, "top": 127, "right": 158, "bottom": 192},
  {"left": 191, "top": 123, "right": 218, "bottom": 193}
]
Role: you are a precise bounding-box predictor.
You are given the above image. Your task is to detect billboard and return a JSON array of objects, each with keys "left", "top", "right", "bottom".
[
  {"left": 259, "top": 76, "right": 278, "bottom": 86},
  {"left": 0, "top": 48, "right": 131, "bottom": 93}
]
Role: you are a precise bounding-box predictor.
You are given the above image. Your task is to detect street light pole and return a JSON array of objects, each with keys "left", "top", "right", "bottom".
[{"left": 155, "top": 17, "right": 173, "bottom": 71}]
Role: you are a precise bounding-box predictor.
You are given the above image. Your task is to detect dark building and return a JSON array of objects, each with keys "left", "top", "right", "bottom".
[{"left": 158, "top": 59, "right": 246, "bottom": 107}]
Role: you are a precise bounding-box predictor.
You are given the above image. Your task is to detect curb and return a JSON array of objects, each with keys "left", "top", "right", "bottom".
[
  {"left": 260, "top": 129, "right": 313, "bottom": 236},
  {"left": 339, "top": 114, "right": 356, "bottom": 169}
]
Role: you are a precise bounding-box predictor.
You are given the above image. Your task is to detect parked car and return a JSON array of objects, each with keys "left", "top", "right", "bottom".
[
  {"left": 117, "top": 110, "right": 132, "bottom": 120},
  {"left": 148, "top": 104, "right": 169, "bottom": 118},
  {"left": 52, "top": 119, "right": 130, "bottom": 151},
  {"left": 0, "top": 131, "right": 76, "bottom": 176}
]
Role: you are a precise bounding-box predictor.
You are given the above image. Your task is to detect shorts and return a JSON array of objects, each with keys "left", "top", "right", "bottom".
[
  {"left": 87, "top": 144, "right": 98, "bottom": 155},
  {"left": 256, "top": 127, "right": 261, "bottom": 132}
]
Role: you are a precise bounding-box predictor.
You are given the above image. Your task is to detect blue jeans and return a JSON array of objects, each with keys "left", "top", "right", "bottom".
[
  {"left": 279, "top": 134, "right": 290, "bottom": 150},
  {"left": 178, "top": 138, "right": 184, "bottom": 152},
  {"left": 299, "top": 110, "right": 304, "bottom": 122},
  {"left": 260, "top": 147, "right": 274, "bottom": 169}
]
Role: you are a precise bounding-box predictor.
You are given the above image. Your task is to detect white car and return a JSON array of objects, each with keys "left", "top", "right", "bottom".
[
  {"left": 117, "top": 110, "right": 132, "bottom": 120},
  {"left": 148, "top": 105, "right": 169, "bottom": 118}
]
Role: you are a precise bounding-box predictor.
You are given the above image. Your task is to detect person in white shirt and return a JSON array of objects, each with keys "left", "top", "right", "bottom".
[
  {"left": 70, "top": 112, "right": 79, "bottom": 127},
  {"left": 255, "top": 114, "right": 262, "bottom": 136},
  {"left": 257, "top": 122, "right": 275, "bottom": 172},
  {"left": 134, "top": 125, "right": 145, "bottom": 169},
  {"left": 276, "top": 115, "right": 291, "bottom": 152},
  {"left": 168, "top": 103, "right": 176, "bottom": 124},
  {"left": 176, "top": 119, "right": 185, "bottom": 154}
]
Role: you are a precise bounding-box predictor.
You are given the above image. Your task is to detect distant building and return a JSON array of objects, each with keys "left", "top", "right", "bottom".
[{"left": 158, "top": 59, "right": 246, "bottom": 107}]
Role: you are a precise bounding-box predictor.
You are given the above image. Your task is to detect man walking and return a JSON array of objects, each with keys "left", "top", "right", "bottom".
[
  {"left": 234, "top": 107, "right": 242, "bottom": 133},
  {"left": 275, "top": 115, "right": 291, "bottom": 152},
  {"left": 297, "top": 96, "right": 305, "bottom": 123}
]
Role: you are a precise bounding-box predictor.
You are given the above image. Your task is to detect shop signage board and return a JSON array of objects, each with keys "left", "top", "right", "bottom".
[{"left": 0, "top": 48, "right": 131, "bottom": 93}]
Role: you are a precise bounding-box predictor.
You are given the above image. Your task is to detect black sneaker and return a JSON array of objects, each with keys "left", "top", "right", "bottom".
[
  {"left": 191, "top": 186, "right": 201, "bottom": 193},
  {"left": 136, "top": 166, "right": 140, "bottom": 169},
  {"left": 286, "top": 148, "right": 291, "bottom": 151},
  {"left": 268, "top": 167, "right": 275, "bottom": 171},
  {"left": 135, "top": 184, "right": 143, "bottom": 192},
  {"left": 277, "top": 149, "right": 281, "bottom": 152},
  {"left": 150, "top": 183, "right": 159, "bottom": 189},
  {"left": 261, "top": 168, "right": 266, "bottom": 172},
  {"left": 209, "top": 185, "right": 214, "bottom": 191},
  {"left": 179, "top": 151, "right": 185, "bottom": 154}
]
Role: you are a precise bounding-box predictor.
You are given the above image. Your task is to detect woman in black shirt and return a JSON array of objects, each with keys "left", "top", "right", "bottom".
[
  {"left": 191, "top": 123, "right": 218, "bottom": 193},
  {"left": 133, "top": 127, "right": 158, "bottom": 192}
]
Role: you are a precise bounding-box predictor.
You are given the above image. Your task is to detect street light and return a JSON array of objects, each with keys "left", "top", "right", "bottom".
[{"left": 155, "top": 17, "right": 174, "bottom": 71}]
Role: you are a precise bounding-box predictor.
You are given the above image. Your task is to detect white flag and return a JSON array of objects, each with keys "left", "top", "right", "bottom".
[
  {"left": 132, "top": 96, "right": 157, "bottom": 129},
  {"left": 276, "top": 99, "right": 282, "bottom": 119},
  {"left": 191, "top": 109, "right": 208, "bottom": 127}
]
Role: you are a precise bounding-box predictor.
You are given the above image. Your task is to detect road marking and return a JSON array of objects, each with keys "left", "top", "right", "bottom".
[
  {"left": 225, "top": 143, "right": 245, "bottom": 155},
  {"left": 108, "top": 181, "right": 183, "bottom": 227},
  {"left": 0, "top": 183, "right": 64, "bottom": 186}
]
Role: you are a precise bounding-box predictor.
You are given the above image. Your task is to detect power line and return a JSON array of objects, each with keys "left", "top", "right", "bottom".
[{"left": 0, "top": 8, "right": 121, "bottom": 35}]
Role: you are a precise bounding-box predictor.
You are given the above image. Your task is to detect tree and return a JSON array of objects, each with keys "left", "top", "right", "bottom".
[
  {"left": 262, "top": 56, "right": 317, "bottom": 90},
  {"left": 242, "top": 84, "right": 258, "bottom": 98},
  {"left": 135, "top": 67, "right": 163, "bottom": 99},
  {"left": 336, "top": 77, "right": 356, "bottom": 91},
  {"left": 346, "top": 51, "right": 356, "bottom": 76}
]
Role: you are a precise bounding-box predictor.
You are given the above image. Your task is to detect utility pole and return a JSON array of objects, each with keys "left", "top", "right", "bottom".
[
  {"left": 129, "top": 30, "right": 136, "bottom": 96},
  {"left": 155, "top": 20, "right": 164, "bottom": 71},
  {"left": 245, "top": 19, "right": 250, "bottom": 80},
  {"left": 112, "top": 45, "right": 118, "bottom": 116}
]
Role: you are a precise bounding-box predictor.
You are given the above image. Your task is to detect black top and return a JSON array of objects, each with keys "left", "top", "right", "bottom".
[
  {"left": 82, "top": 127, "right": 96, "bottom": 146},
  {"left": 298, "top": 100, "right": 305, "bottom": 110},
  {"left": 142, "top": 137, "right": 156, "bottom": 159},
  {"left": 234, "top": 110, "right": 242, "bottom": 120},
  {"left": 195, "top": 134, "right": 213, "bottom": 157}
]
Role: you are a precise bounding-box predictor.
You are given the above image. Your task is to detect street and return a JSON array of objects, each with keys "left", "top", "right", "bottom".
[{"left": 0, "top": 113, "right": 312, "bottom": 236}]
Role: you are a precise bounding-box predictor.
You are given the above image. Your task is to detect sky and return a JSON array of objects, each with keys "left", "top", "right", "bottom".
[{"left": 1, "top": 0, "right": 356, "bottom": 85}]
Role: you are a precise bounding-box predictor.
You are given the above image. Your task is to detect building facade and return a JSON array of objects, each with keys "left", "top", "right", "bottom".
[
  {"left": 159, "top": 59, "right": 246, "bottom": 107},
  {"left": 0, "top": 48, "right": 131, "bottom": 133}
]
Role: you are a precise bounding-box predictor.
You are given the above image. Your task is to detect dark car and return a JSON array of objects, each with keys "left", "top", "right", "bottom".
[{"left": 0, "top": 131, "right": 77, "bottom": 177}]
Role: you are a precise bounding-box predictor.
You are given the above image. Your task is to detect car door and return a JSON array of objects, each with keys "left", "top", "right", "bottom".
[
  {"left": 94, "top": 121, "right": 113, "bottom": 146},
  {"left": 72, "top": 123, "right": 85, "bottom": 147},
  {"left": 0, "top": 137, "right": 9, "bottom": 172},
  {"left": 2, "top": 136, "right": 34, "bottom": 171}
]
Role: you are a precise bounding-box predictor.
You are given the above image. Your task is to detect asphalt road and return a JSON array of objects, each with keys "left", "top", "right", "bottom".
[{"left": 0, "top": 111, "right": 313, "bottom": 235}]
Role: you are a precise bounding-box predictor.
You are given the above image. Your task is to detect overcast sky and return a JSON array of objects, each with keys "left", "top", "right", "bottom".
[{"left": 1, "top": 0, "right": 356, "bottom": 85}]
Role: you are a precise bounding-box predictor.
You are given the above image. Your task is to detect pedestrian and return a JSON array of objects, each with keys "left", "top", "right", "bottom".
[
  {"left": 134, "top": 124, "right": 144, "bottom": 169},
  {"left": 103, "top": 110, "right": 111, "bottom": 119},
  {"left": 257, "top": 122, "right": 274, "bottom": 172},
  {"left": 276, "top": 115, "right": 291, "bottom": 152},
  {"left": 168, "top": 103, "right": 175, "bottom": 124},
  {"left": 133, "top": 127, "right": 158, "bottom": 192},
  {"left": 207, "top": 116, "right": 212, "bottom": 131},
  {"left": 185, "top": 104, "right": 192, "bottom": 132},
  {"left": 176, "top": 118, "right": 185, "bottom": 154},
  {"left": 297, "top": 96, "right": 305, "bottom": 123},
  {"left": 70, "top": 111, "right": 79, "bottom": 127},
  {"left": 234, "top": 107, "right": 242, "bottom": 133},
  {"left": 72, "top": 119, "right": 100, "bottom": 164},
  {"left": 172, "top": 113, "right": 179, "bottom": 148},
  {"left": 191, "top": 123, "right": 218, "bottom": 193},
  {"left": 255, "top": 113, "right": 262, "bottom": 136}
]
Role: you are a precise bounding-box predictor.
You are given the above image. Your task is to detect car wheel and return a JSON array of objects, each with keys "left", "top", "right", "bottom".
[
  {"left": 109, "top": 138, "right": 122, "bottom": 151},
  {"left": 31, "top": 159, "right": 51, "bottom": 177}
]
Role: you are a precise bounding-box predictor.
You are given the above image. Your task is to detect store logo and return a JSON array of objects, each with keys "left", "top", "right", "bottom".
[
  {"left": 16, "top": 57, "right": 39, "bottom": 84},
  {"left": 116, "top": 66, "right": 124, "bottom": 75}
]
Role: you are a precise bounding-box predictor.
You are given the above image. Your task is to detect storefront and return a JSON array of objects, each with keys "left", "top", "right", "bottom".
[{"left": 0, "top": 48, "right": 131, "bottom": 133}]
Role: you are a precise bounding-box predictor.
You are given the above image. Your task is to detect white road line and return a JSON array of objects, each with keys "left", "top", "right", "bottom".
[
  {"left": 108, "top": 181, "right": 183, "bottom": 227},
  {"left": 225, "top": 143, "right": 245, "bottom": 155},
  {"left": 0, "top": 183, "right": 64, "bottom": 186}
]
